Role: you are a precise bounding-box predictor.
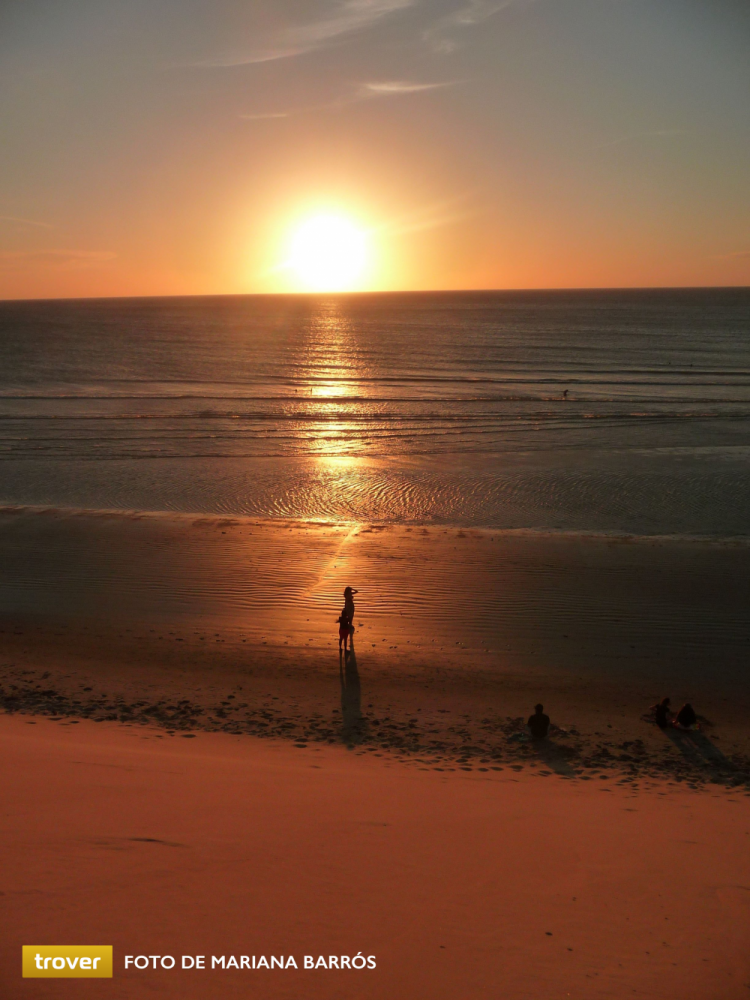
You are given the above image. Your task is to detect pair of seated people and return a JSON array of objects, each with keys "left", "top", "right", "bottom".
[{"left": 654, "top": 697, "right": 698, "bottom": 730}]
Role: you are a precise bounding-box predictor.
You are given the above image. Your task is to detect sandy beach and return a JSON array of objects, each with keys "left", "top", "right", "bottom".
[
  {"left": 2, "top": 712, "right": 749, "bottom": 1000},
  {"left": 1, "top": 507, "right": 749, "bottom": 998},
  {"left": 1, "top": 507, "right": 749, "bottom": 787}
]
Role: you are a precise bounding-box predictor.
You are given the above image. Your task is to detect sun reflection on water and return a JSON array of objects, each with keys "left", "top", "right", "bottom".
[
  {"left": 311, "top": 381, "right": 356, "bottom": 399},
  {"left": 297, "top": 301, "right": 371, "bottom": 454}
]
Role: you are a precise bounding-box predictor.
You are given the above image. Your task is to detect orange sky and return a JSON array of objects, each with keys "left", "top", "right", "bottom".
[{"left": 1, "top": 0, "right": 748, "bottom": 299}]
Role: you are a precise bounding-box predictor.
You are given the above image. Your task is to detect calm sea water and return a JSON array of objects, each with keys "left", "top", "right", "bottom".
[{"left": 1, "top": 289, "right": 749, "bottom": 534}]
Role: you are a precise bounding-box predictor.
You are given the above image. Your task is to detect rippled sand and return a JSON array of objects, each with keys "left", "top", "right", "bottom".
[
  {"left": 3, "top": 451, "right": 750, "bottom": 535},
  {"left": 1, "top": 506, "right": 749, "bottom": 786}
]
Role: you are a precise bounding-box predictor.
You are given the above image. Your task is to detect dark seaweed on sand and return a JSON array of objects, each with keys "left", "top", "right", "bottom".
[{"left": 2, "top": 669, "right": 748, "bottom": 793}]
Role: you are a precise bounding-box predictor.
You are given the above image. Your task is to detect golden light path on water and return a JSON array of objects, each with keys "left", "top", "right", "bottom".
[
  {"left": 301, "top": 296, "right": 417, "bottom": 512},
  {"left": 298, "top": 301, "right": 371, "bottom": 458},
  {"left": 311, "top": 383, "right": 356, "bottom": 398},
  {"left": 286, "top": 300, "right": 489, "bottom": 522}
]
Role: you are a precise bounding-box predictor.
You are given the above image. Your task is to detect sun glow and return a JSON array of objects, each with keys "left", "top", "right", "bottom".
[{"left": 288, "top": 214, "right": 368, "bottom": 291}]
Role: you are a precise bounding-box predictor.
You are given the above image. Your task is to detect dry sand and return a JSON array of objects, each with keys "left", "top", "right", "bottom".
[{"left": 1, "top": 712, "right": 749, "bottom": 1000}]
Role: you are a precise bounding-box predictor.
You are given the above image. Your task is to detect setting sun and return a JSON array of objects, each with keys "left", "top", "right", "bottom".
[{"left": 288, "top": 215, "right": 368, "bottom": 292}]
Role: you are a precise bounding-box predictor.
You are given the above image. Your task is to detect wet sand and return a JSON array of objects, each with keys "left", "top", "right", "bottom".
[
  {"left": 2, "top": 712, "right": 749, "bottom": 1000},
  {"left": 1, "top": 506, "right": 749, "bottom": 788}
]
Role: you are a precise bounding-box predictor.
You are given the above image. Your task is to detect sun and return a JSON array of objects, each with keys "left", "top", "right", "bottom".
[{"left": 288, "top": 214, "right": 368, "bottom": 292}]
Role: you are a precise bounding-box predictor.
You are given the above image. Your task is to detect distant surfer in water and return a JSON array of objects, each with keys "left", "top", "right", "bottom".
[{"left": 337, "top": 586, "right": 358, "bottom": 654}]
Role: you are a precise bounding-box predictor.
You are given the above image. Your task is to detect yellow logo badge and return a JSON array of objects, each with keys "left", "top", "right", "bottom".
[{"left": 22, "top": 946, "right": 113, "bottom": 978}]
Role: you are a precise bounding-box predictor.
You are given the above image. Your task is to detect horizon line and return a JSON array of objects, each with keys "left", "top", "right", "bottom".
[{"left": 1, "top": 284, "right": 749, "bottom": 305}]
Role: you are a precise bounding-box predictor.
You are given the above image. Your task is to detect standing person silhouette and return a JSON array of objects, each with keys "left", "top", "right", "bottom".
[{"left": 337, "top": 586, "right": 358, "bottom": 654}]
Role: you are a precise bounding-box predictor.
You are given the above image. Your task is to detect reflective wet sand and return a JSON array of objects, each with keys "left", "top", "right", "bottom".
[{"left": 1, "top": 507, "right": 748, "bottom": 785}]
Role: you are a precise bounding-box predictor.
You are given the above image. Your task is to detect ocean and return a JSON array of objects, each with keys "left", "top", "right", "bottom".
[{"left": 1, "top": 288, "right": 749, "bottom": 534}]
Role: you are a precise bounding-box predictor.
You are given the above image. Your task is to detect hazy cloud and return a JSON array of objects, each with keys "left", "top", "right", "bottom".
[
  {"left": 360, "top": 80, "right": 451, "bottom": 95},
  {"left": 238, "top": 111, "right": 291, "bottom": 120},
  {"left": 0, "top": 214, "right": 54, "bottom": 229},
  {"left": 425, "top": 0, "right": 518, "bottom": 54},
  {"left": 375, "top": 193, "right": 476, "bottom": 237},
  {"left": 0, "top": 250, "right": 116, "bottom": 269},
  {"left": 711, "top": 249, "right": 750, "bottom": 260},
  {"left": 197, "top": 0, "right": 414, "bottom": 67},
  {"left": 597, "top": 129, "right": 690, "bottom": 150},
  {"left": 240, "top": 79, "right": 453, "bottom": 120}
]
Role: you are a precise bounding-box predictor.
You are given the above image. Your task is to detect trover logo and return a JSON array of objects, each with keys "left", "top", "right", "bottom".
[{"left": 22, "top": 946, "right": 113, "bottom": 978}]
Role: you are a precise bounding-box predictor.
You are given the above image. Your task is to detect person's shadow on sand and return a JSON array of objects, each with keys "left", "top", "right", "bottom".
[
  {"left": 664, "top": 726, "right": 739, "bottom": 777},
  {"left": 339, "top": 641, "right": 365, "bottom": 746},
  {"left": 532, "top": 737, "right": 577, "bottom": 778}
]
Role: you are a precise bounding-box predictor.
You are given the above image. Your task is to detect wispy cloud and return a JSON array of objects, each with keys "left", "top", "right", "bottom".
[
  {"left": 0, "top": 250, "right": 116, "bottom": 269},
  {"left": 360, "top": 80, "right": 450, "bottom": 95},
  {"left": 240, "top": 78, "right": 454, "bottom": 120},
  {"left": 710, "top": 249, "right": 750, "bottom": 261},
  {"left": 0, "top": 214, "right": 54, "bottom": 230},
  {"left": 425, "top": 0, "right": 518, "bottom": 54},
  {"left": 238, "top": 111, "right": 291, "bottom": 121},
  {"left": 374, "top": 193, "right": 476, "bottom": 238},
  {"left": 597, "top": 129, "right": 690, "bottom": 150},
  {"left": 196, "top": 0, "right": 414, "bottom": 68}
]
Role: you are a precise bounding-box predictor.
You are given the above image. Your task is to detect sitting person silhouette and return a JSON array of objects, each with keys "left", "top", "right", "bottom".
[
  {"left": 528, "top": 703, "right": 550, "bottom": 739},
  {"left": 653, "top": 697, "right": 672, "bottom": 728},
  {"left": 674, "top": 702, "right": 698, "bottom": 730}
]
